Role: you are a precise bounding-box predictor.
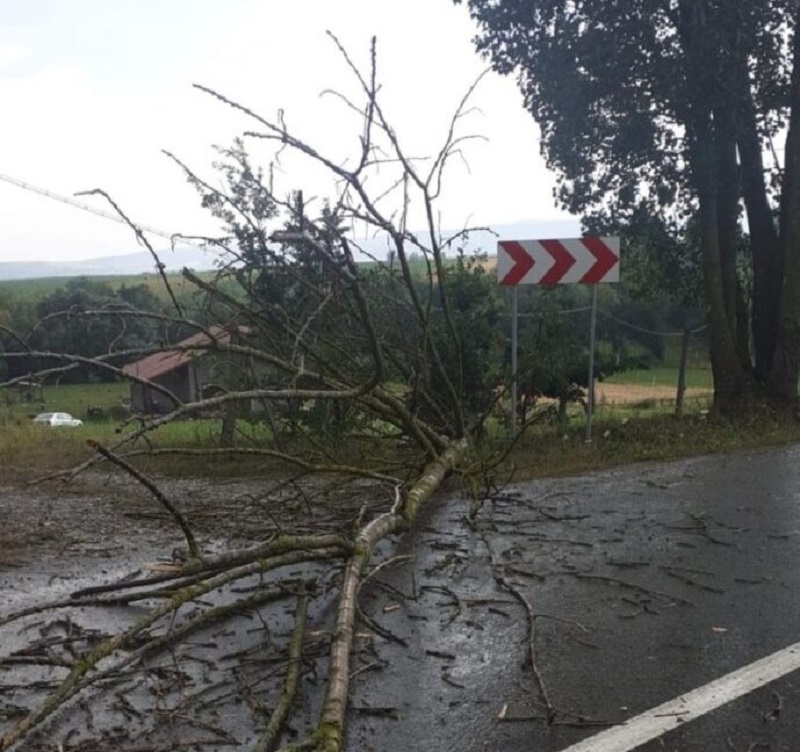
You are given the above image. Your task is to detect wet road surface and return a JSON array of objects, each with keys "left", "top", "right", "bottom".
[
  {"left": 4, "top": 444, "right": 800, "bottom": 751},
  {"left": 349, "top": 444, "right": 800, "bottom": 751}
]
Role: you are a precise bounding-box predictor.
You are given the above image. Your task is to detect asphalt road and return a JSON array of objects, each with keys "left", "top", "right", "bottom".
[
  {"left": 4, "top": 444, "right": 800, "bottom": 751},
  {"left": 349, "top": 443, "right": 800, "bottom": 752}
]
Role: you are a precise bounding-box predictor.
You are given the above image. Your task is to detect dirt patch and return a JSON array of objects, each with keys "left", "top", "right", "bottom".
[
  {"left": 0, "top": 469, "right": 382, "bottom": 569},
  {"left": 596, "top": 382, "right": 711, "bottom": 405}
]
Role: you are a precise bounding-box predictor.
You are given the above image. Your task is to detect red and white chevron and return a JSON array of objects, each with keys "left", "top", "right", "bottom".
[{"left": 497, "top": 237, "right": 620, "bottom": 286}]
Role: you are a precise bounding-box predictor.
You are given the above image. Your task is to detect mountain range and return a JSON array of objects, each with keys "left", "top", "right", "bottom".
[{"left": 0, "top": 219, "right": 581, "bottom": 281}]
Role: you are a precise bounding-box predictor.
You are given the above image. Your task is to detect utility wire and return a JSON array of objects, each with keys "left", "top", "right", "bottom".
[
  {"left": 598, "top": 310, "right": 707, "bottom": 338},
  {"left": 517, "top": 304, "right": 707, "bottom": 338},
  {"left": 0, "top": 172, "right": 203, "bottom": 247},
  {"left": 517, "top": 306, "right": 592, "bottom": 317}
]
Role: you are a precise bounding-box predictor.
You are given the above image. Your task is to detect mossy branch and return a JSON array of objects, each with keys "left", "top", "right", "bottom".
[
  {"left": 255, "top": 589, "right": 311, "bottom": 752},
  {"left": 0, "top": 551, "right": 339, "bottom": 750},
  {"left": 277, "top": 438, "right": 470, "bottom": 752}
]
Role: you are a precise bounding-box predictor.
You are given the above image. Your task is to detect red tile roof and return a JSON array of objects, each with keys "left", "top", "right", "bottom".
[{"left": 122, "top": 326, "right": 236, "bottom": 381}]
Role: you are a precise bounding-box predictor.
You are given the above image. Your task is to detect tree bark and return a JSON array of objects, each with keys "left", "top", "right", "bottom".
[
  {"left": 737, "top": 64, "right": 783, "bottom": 382},
  {"left": 692, "top": 116, "right": 753, "bottom": 413},
  {"left": 769, "top": 11, "right": 800, "bottom": 408},
  {"left": 220, "top": 398, "right": 237, "bottom": 447},
  {"left": 714, "top": 106, "right": 751, "bottom": 370},
  {"left": 315, "top": 438, "right": 468, "bottom": 752},
  {"left": 678, "top": 0, "right": 754, "bottom": 413}
]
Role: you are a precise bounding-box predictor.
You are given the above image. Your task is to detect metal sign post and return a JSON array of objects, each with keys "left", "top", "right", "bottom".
[
  {"left": 585, "top": 284, "right": 598, "bottom": 443},
  {"left": 497, "top": 236, "right": 620, "bottom": 441},
  {"left": 510, "top": 286, "right": 519, "bottom": 437}
]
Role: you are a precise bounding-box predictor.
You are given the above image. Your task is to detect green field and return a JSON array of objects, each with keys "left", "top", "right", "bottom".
[
  {"left": 6, "top": 371, "right": 800, "bottom": 491},
  {"left": 3, "top": 381, "right": 130, "bottom": 422},
  {"left": 2, "top": 366, "right": 714, "bottom": 427},
  {"left": 0, "top": 271, "right": 217, "bottom": 300}
]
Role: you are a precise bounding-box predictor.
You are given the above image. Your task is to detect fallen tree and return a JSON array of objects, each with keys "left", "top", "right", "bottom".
[{"left": 0, "top": 37, "right": 498, "bottom": 752}]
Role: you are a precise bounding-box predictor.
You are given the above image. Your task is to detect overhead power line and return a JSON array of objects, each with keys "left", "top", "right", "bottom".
[
  {"left": 599, "top": 310, "right": 707, "bottom": 338},
  {"left": 0, "top": 172, "right": 200, "bottom": 245}
]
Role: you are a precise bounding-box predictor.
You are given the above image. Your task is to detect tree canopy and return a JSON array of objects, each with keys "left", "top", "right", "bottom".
[{"left": 457, "top": 0, "right": 800, "bottom": 414}]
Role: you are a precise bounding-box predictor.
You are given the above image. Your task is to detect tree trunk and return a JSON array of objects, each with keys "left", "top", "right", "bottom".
[
  {"left": 220, "top": 399, "right": 237, "bottom": 447},
  {"left": 692, "top": 117, "right": 753, "bottom": 413},
  {"left": 768, "top": 13, "right": 800, "bottom": 408},
  {"left": 737, "top": 66, "right": 783, "bottom": 383},
  {"left": 678, "top": 0, "right": 754, "bottom": 413},
  {"left": 714, "top": 107, "right": 751, "bottom": 370},
  {"left": 675, "top": 327, "right": 690, "bottom": 419},
  {"left": 317, "top": 438, "right": 469, "bottom": 751}
]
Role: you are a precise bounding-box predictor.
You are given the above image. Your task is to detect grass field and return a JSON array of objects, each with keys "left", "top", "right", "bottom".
[
  {"left": 0, "top": 271, "right": 217, "bottom": 301},
  {"left": 2, "top": 365, "right": 715, "bottom": 428},
  {"left": 11, "top": 368, "right": 790, "bottom": 487},
  {"left": 2, "top": 368, "right": 711, "bottom": 423},
  {"left": 3, "top": 381, "right": 130, "bottom": 422}
]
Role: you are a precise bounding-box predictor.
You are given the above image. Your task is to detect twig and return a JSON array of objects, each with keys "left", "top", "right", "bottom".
[
  {"left": 87, "top": 440, "right": 199, "bottom": 559},
  {"left": 571, "top": 573, "right": 695, "bottom": 606},
  {"left": 660, "top": 567, "right": 725, "bottom": 594},
  {"left": 357, "top": 554, "right": 414, "bottom": 596},
  {"left": 477, "top": 532, "right": 556, "bottom": 722},
  {"left": 498, "top": 575, "right": 555, "bottom": 722},
  {"left": 0, "top": 555, "right": 334, "bottom": 750}
]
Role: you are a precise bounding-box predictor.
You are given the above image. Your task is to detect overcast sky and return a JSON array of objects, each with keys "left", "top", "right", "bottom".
[{"left": 0, "top": 0, "right": 576, "bottom": 265}]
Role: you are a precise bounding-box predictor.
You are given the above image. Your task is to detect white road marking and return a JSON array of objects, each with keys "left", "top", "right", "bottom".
[{"left": 559, "top": 640, "right": 800, "bottom": 752}]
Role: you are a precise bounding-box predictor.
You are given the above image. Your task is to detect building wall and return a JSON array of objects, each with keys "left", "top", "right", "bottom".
[
  {"left": 128, "top": 352, "right": 251, "bottom": 415},
  {"left": 130, "top": 364, "right": 195, "bottom": 414}
]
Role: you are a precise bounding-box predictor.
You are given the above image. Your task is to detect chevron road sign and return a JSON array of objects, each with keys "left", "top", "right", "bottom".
[
  {"left": 499, "top": 235, "right": 621, "bottom": 443},
  {"left": 497, "top": 236, "right": 620, "bottom": 285}
]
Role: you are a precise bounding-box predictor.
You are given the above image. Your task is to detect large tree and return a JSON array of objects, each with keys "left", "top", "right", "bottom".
[
  {"left": 456, "top": 0, "right": 800, "bottom": 414},
  {"left": 0, "top": 39, "right": 503, "bottom": 752}
]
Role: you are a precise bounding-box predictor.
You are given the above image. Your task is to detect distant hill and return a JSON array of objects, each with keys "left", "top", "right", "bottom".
[
  {"left": 352, "top": 218, "right": 582, "bottom": 260},
  {"left": 0, "top": 219, "right": 582, "bottom": 281},
  {"left": 0, "top": 247, "right": 216, "bottom": 282},
  {"left": 409, "top": 218, "right": 583, "bottom": 257}
]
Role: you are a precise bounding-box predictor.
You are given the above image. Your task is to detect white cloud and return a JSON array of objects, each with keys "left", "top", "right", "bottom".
[
  {"left": 0, "top": 41, "right": 28, "bottom": 67},
  {"left": 0, "top": 0, "right": 572, "bottom": 264}
]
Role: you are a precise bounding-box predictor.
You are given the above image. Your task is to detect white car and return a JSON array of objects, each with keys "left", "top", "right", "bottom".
[{"left": 33, "top": 412, "right": 84, "bottom": 427}]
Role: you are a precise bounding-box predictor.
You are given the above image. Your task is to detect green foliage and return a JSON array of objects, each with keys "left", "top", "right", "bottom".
[
  {"left": 7, "top": 379, "right": 800, "bottom": 489},
  {"left": 457, "top": 0, "right": 788, "bottom": 222},
  {"left": 0, "top": 288, "right": 37, "bottom": 342},
  {"left": 605, "top": 209, "right": 703, "bottom": 311},
  {"left": 24, "top": 278, "right": 171, "bottom": 382},
  {"left": 0, "top": 272, "right": 211, "bottom": 302},
  {"left": 196, "top": 138, "right": 279, "bottom": 258},
  {"left": 507, "top": 410, "right": 800, "bottom": 483},
  {"left": 512, "top": 286, "right": 662, "bottom": 412},
  {"left": 417, "top": 254, "right": 504, "bottom": 428},
  {"left": 0, "top": 274, "right": 197, "bottom": 386},
  {"left": 456, "top": 0, "right": 800, "bottom": 410}
]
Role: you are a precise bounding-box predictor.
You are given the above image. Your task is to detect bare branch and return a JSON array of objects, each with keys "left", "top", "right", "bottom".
[
  {"left": 87, "top": 439, "right": 200, "bottom": 558},
  {"left": 74, "top": 189, "right": 184, "bottom": 316}
]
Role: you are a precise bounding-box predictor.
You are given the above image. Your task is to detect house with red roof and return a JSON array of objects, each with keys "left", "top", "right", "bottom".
[{"left": 122, "top": 326, "right": 246, "bottom": 414}]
